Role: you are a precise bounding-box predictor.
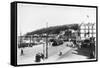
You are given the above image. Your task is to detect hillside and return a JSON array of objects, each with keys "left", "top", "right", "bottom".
[{"left": 26, "top": 24, "right": 79, "bottom": 35}]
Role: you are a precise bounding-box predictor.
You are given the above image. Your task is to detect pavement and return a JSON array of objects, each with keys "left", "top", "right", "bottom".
[{"left": 17, "top": 42, "right": 94, "bottom": 65}]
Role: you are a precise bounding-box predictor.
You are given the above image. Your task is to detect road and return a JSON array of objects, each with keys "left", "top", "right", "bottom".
[{"left": 17, "top": 42, "right": 89, "bottom": 65}]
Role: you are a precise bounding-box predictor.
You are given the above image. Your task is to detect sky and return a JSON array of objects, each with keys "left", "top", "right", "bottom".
[{"left": 17, "top": 3, "right": 96, "bottom": 36}]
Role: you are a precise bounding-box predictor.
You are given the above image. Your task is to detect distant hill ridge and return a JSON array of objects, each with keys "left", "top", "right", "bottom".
[{"left": 26, "top": 24, "right": 79, "bottom": 35}]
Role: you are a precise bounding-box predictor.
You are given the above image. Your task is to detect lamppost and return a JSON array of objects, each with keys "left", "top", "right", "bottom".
[{"left": 45, "top": 22, "right": 48, "bottom": 59}]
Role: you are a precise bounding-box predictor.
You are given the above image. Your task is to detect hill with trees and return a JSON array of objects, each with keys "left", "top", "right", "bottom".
[{"left": 25, "top": 24, "right": 79, "bottom": 36}]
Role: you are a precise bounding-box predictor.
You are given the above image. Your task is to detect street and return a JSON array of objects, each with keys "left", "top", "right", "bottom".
[{"left": 17, "top": 42, "right": 93, "bottom": 65}]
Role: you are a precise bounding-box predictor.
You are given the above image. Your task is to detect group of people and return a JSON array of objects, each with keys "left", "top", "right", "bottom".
[{"left": 35, "top": 53, "right": 44, "bottom": 62}]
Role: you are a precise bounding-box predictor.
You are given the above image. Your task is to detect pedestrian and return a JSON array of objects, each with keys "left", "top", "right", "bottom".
[
  {"left": 35, "top": 53, "right": 41, "bottom": 62},
  {"left": 20, "top": 49, "right": 24, "bottom": 56},
  {"left": 89, "top": 41, "right": 95, "bottom": 59},
  {"left": 41, "top": 53, "right": 44, "bottom": 60},
  {"left": 59, "top": 51, "right": 62, "bottom": 56}
]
